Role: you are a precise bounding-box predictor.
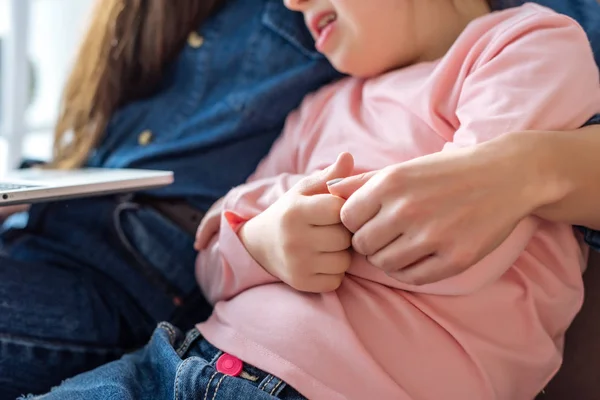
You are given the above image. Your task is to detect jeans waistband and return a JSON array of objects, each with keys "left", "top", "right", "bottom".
[{"left": 169, "top": 324, "right": 306, "bottom": 400}]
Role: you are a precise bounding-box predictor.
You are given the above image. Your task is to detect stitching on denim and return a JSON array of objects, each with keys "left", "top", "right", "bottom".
[
  {"left": 211, "top": 375, "right": 227, "bottom": 400},
  {"left": 270, "top": 379, "right": 284, "bottom": 396},
  {"left": 203, "top": 371, "right": 219, "bottom": 400},
  {"left": 177, "top": 329, "right": 200, "bottom": 357},
  {"left": 209, "top": 350, "right": 223, "bottom": 365},
  {"left": 159, "top": 322, "right": 177, "bottom": 345},
  {"left": 260, "top": 374, "right": 275, "bottom": 391},
  {"left": 175, "top": 357, "right": 194, "bottom": 400}
]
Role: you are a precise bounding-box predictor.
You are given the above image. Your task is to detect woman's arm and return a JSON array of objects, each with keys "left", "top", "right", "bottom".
[
  {"left": 329, "top": 9, "right": 600, "bottom": 285},
  {"left": 527, "top": 125, "right": 600, "bottom": 229}
]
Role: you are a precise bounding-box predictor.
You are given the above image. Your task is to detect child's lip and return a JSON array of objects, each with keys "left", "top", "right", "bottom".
[{"left": 308, "top": 10, "right": 337, "bottom": 39}]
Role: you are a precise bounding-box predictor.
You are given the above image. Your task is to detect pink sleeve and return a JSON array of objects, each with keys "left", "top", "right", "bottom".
[
  {"left": 196, "top": 105, "right": 313, "bottom": 304},
  {"left": 425, "top": 10, "right": 600, "bottom": 293},
  {"left": 446, "top": 11, "right": 599, "bottom": 149}
]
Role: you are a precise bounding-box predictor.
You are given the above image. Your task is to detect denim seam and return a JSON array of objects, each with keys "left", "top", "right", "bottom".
[
  {"left": 158, "top": 322, "right": 177, "bottom": 345},
  {"left": 209, "top": 350, "right": 223, "bottom": 366},
  {"left": 175, "top": 357, "right": 195, "bottom": 400},
  {"left": 260, "top": 375, "right": 275, "bottom": 391},
  {"left": 211, "top": 374, "right": 227, "bottom": 400},
  {"left": 203, "top": 371, "right": 219, "bottom": 400},
  {"left": 176, "top": 329, "right": 201, "bottom": 358},
  {"left": 270, "top": 379, "right": 284, "bottom": 396}
]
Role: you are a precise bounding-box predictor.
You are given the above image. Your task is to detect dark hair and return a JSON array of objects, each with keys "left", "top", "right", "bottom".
[{"left": 52, "top": 0, "right": 223, "bottom": 168}]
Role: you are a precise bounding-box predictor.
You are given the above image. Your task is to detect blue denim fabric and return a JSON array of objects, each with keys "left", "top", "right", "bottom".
[
  {"left": 492, "top": 0, "right": 600, "bottom": 66},
  {"left": 87, "top": 0, "right": 340, "bottom": 211},
  {"left": 0, "top": 1, "right": 339, "bottom": 397},
  {"left": 26, "top": 323, "right": 306, "bottom": 400},
  {"left": 0, "top": 196, "right": 213, "bottom": 398}
]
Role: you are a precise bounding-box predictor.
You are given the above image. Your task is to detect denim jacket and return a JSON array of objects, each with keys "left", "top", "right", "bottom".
[{"left": 87, "top": 0, "right": 341, "bottom": 211}]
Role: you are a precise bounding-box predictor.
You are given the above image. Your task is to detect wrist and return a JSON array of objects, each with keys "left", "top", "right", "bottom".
[
  {"left": 238, "top": 217, "right": 272, "bottom": 273},
  {"left": 517, "top": 131, "right": 576, "bottom": 213},
  {"left": 479, "top": 131, "right": 564, "bottom": 216}
]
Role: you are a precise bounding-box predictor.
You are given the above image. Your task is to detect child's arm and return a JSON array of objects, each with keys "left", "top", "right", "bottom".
[
  {"left": 196, "top": 98, "right": 353, "bottom": 304},
  {"left": 195, "top": 109, "right": 304, "bottom": 304}
]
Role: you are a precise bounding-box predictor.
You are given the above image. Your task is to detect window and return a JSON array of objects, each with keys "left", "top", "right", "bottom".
[{"left": 0, "top": 0, "right": 93, "bottom": 169}]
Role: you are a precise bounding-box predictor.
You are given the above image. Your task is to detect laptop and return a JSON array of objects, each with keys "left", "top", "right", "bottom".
[{"left": 0, "top": 168, "right": 174, "bottom": 206}]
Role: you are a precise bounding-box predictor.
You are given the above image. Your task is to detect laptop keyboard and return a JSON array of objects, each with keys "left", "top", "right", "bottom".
[{"left": 0, "top": 183, "right": 39, "bottom": 191}]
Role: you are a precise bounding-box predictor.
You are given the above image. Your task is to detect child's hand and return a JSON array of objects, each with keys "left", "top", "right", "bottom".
[
  {"left": 240, "top": 153, "right": 355, "bottom": 293},
  {"left": 194, "top": 197, "right": 225, "bottom": 251}
]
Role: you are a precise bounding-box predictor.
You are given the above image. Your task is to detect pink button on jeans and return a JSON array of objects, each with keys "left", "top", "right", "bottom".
[{"left": 216, "top": 353, "right": 243, "bottom": 377}]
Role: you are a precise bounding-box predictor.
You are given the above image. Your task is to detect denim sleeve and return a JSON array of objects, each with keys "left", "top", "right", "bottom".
[{"left": 576, "top": 115, "right": 600, "bottom": 251}]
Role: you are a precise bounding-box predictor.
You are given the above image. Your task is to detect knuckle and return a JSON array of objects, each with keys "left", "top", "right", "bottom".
[
  {"left": 281, "top": 237, "right": 300, "bottom": 254},
  {"left": 325, "top": 200, "right": 343, "bottom": 221},
  {"left": 340, "top": 229, "right": 353, "bottom": 249},
  {"left": 280, "top": 204, "right": 301, "bottom": 225},
  {"left": 408, "top": 275, "right": 428, "bottom": 286},
  {"left": 285, "top": 273, "right": 306, "bottom": 292},
  {"left": 369, "top": 254, "right": 394, "bottom": 272},
  {"left": 339, "top": 206, "right": 357, "bottom": 232},
  {"left": 390, "top": 270, "right": 421, "bottom": 285},
  {"left": 351, "top": 233, "right": 371, "bottom": 255},
  {"left": 324, "top": 276, "right": 344, "bottom": 293},
  {"left": 446, "top": 247, "right": 476, "bottom": 272},
  {"left": 394, "top": 200, "right": 417, "bottom": 221},
  {"left": 419, "top": 227, "right": 442, "bottom": 248},
  {"left": 328, "top": 280, "right": 343, "bottom": 292}
]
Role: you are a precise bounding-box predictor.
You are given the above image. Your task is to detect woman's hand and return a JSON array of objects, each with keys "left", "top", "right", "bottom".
[
  {"left": 194, "top": 197, "right": 225, "bottom": 251},
  {"left": 328, "top": 133, "right": 553, "bottom": 285},
  {"left": 239, "top": 153, "right": 355, "bottom": 293},
  {"left": 0, "top": 204, "right": 30, "bottom": 224}
]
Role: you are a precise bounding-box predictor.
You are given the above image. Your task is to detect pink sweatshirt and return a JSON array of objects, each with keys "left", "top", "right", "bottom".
[{"left": 196, "top": 5, "right": 600, "bottom": 400}]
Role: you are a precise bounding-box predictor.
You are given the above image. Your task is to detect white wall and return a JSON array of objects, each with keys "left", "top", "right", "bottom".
[{"left": 1, "top": 0, "right": 94, "bottom": 162}]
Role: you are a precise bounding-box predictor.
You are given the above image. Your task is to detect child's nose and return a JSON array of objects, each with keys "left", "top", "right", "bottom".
[{"left": 283, "top": 0, "right": 310, "bottom": 12}]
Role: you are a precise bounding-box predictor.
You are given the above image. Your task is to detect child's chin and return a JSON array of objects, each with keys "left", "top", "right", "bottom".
[
  {"left": 330, "top": 55, "right": 389, "bottom": 78},
  {"left": 335, "top": 62, "right": 384, "bottom": 79}
]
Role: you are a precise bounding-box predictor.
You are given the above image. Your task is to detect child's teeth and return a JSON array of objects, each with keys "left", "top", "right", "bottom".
[{"left": 318, "top": 14, "right": 337, "bottom": 30}]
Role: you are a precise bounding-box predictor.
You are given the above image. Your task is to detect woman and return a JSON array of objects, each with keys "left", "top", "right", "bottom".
[{"left": 0, "top": 0, "right": 339, "bottom": 397}]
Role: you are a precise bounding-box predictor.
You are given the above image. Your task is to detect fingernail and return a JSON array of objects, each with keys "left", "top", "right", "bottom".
[{"left": 327, "top": 178, "right": 343, "bottom": 186}]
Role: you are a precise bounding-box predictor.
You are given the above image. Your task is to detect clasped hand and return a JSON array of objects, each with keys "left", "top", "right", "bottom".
[{"left": 198, "top": 145, "right": 531, "bottom": 290}]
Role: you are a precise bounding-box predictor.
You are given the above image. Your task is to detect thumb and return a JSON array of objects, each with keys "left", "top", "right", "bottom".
[
  {"left": 296, "top": 152, "right": 355, "bottom": 195},
  {"left": 326, "top": 170, "right": 377, "bottom": 200}
]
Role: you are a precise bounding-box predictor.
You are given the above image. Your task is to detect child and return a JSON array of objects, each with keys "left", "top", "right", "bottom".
[{"left": 37, "top": 0, "right": 600, "bottom": 399}]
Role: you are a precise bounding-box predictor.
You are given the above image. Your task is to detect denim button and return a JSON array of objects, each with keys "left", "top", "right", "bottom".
[
  {"left": 187, "top": 32, "right": 205, "bottom": 48},
  {"left": 216, "top": 353, "right": 243, "bottom": 376},
  {"left": 137, "top": 130, "right": 154, "bottom": 146}
]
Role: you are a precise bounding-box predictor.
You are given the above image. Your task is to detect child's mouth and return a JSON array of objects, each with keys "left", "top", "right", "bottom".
[
  {"left": 316, "top": 13, "right": 337, "bottom": 35},
  {"left": 311, "top": 12, "right": 338, "bottom": 52}
]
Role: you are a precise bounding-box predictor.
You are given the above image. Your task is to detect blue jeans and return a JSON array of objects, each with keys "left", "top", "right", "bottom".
[
  {"left": 0, "top": 197, "right": 212, "bottom": 398},
  {"left": 26, "top": 323, "right": 305, "bottom": 400}
]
